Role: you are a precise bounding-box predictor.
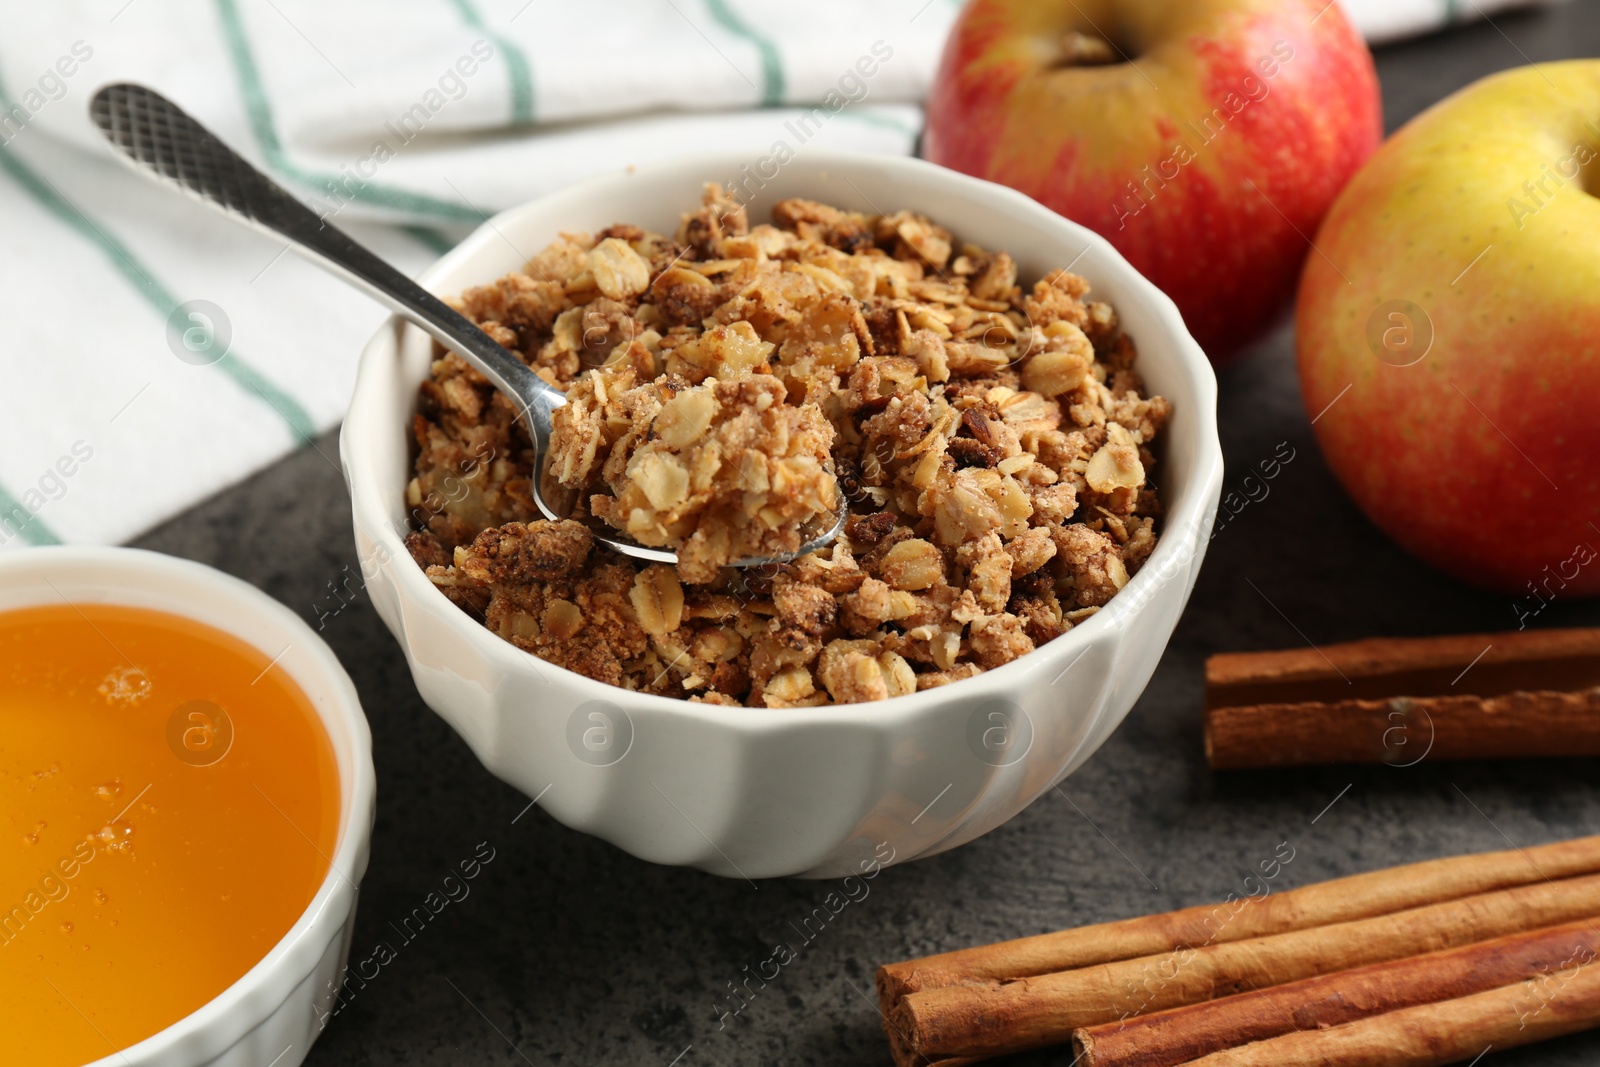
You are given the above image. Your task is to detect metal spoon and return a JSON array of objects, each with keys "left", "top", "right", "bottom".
[{"left": 88, "top": 82, "right": 845, "bottom": 569}]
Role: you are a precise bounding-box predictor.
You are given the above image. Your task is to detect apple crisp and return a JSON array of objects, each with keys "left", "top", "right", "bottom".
[
  {"left": 549, "top": 365, "right": 837, "bottom": 583},
  {"left": 404, "top": 186, "right": 1171, "bottom": 706}
]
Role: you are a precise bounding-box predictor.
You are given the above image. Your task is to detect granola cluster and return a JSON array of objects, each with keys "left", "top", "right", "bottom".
[
  {"left": 404, "top": 187, "right": 1171, "bottom": 706},
  {"left": 549, "top": 362, "right": 837, "bottom": 583}
]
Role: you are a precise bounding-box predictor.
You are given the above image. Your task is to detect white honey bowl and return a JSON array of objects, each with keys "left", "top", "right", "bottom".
[{"left": 0, "top": 546, "right": 374, "bottom": 1067}]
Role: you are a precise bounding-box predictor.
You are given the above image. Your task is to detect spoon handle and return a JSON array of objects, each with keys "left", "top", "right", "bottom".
[{"left": 88, "top": 82, "right": 564, "bottom": 429}]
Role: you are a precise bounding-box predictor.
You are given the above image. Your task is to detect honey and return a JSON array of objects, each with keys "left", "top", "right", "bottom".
[{"left": 0, "top": 603, "right": 340, "bottom": 1065}]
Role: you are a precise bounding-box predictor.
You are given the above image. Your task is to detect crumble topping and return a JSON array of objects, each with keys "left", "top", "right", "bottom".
[
  {"left": 548, "top": 365, "right": 837, "bottom": 583},
  {"left": 405, "top": 186, "right": 1171, "bottom": 706}
]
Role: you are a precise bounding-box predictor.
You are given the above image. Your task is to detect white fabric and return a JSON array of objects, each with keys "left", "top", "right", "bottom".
[
  {"left": 0, "top": 0, "right": 1562, "bottom": 550},
  {"left": 1349, "top": 0, "right": 1562, "bottom": 45}
]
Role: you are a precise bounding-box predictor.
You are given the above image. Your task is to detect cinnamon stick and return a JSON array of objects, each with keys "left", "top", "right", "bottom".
[
  {"left": 885, "top": 873, "right": 1600, "bottom": 1066},
  {"left": 1205, "top": 628, "right": 1600, "bottom": 709},
  {"left": 1073, "top": 919, "right": 1600, "bottom": 1067},
  {"left": 1205, "top": 688, "right": 1600, "bottom": 769},
  {"left": 1183, "top": 950, "right": 1600, "bottom": 1067},
  {"left": 1203, "top": 627, "right": 1600, "bottom": 769},
  {"left": 877, "top": 835, "right": 1600, "bottom": 1007}
]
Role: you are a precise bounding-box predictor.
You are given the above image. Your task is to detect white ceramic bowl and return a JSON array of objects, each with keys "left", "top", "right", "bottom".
[
  {"left": 344, "top": 151, "right": 1222, "bottom": 880},
  {"left": 0, "top": 547, "right": 374, "bottom": 1067}
]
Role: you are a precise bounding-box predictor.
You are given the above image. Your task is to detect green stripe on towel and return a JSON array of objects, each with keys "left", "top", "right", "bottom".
[
  {"left": 215, "top": 0, "right": 484, "bottom": 223},
  {"left": 703, "top": 0, "right": 785, "bottom": 106},
  {"left": 0, "top": 481, "right": 63, "bottom": 547},
  {"left": 444, "top": 0, "right": 536, "bottom": 124}
]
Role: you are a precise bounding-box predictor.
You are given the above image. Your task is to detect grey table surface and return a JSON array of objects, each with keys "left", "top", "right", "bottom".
[{"left": 133, "top": 7, "right": 1600, "bottom": 1065}]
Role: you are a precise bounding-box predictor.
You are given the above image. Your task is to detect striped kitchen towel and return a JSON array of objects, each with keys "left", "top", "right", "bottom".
[{"left": 0, "top": 0, "right": 1565, "bottom": 552}]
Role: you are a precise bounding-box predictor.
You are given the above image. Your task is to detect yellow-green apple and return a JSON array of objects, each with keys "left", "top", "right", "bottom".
[
  {"left": 925, "top": 0, "right": 1380, "bottom": 363},
  {"left": 1298, "top": 62, "right": 1600, "bottom": 600}
]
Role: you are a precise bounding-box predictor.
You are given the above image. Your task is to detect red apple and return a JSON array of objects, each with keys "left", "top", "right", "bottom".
[
  {"left": 924, "top": 0, "right": 1381, "bottom": 363},
  {"left": 1298, "top": 62, "right": 1600, "bottom": 601}
]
